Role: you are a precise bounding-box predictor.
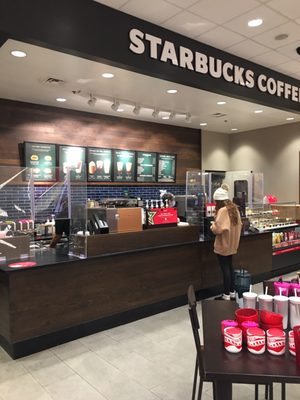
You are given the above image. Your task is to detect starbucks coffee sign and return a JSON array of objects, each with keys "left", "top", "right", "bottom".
[{"left": 129, "top": 28, "right": 300, "bottom": 104}]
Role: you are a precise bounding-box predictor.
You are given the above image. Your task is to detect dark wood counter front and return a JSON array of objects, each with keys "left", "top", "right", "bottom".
[
  {"left": 73, "top": 225, "right": 200, "bottom": 257},
  {"left": 0, "top": 228, "right": 277, "bottom": 359}
]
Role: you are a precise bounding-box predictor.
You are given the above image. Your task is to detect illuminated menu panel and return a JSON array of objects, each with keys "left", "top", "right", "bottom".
[
  {"left": 87, "top": 147, "right": 112, "bottom": 182},
  {"left": 58, "top": 145, "right": 86, "bottom": 181},
  {"left": 113, "top": 150, "right": 136, "bottom": 182},
  {"left": 24, "top": 142, "right": 56, "bottom": 181},
  {"left": 136, "top": 151, "right": 157, "bottom": 182},
  {"left": 157, "top": 153, "right": 176, "bottom": 183}
]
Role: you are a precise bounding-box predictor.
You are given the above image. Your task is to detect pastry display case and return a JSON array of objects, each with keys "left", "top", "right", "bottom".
[{"left": 246, "top": 202, "right": 298, "bottom": 232}]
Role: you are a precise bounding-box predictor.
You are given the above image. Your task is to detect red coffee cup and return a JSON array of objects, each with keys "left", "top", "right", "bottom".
[
  {"left": 247, "top": 327, "right": 265, "bottom": 354},
  {"left": 267, "top": 328, "right": 286, "bottom": 355},
  {"left": 289, "top": 330, "right": 296, "bottom": 356},
  {"left": 224, "top": 327, "right": 242, "bottom": 353},
  {"left": 293, "top": 325, "right": 300, "bottom": 367},
  {"left": 241, "top": 321, "right": 259, "bottom": 342},
  {"left": 221, "top": 320, "right": 238, "bottom": 335},
  {"left": 235, "top": 308, "right": 259, "bottom": 325}
]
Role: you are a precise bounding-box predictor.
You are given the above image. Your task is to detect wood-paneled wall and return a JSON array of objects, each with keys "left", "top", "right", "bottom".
[{"left": 0, "top": 99, "right": 201, "bottom": 184}]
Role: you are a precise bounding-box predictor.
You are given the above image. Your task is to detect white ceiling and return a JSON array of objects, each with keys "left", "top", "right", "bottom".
[{"left": 0, "top": 0, "right": 299, "bottom": 134}]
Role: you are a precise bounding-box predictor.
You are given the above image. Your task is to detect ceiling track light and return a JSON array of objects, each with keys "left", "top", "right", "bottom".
[
  {"left": 133, "top": 104, "right": 141, "bottom": 115},
  {"left": 87, "top": 94, "right": 97, "bottom": 107},
  {"left": 111, "top": 99, "right": 120, "bottom": 112},
  {"left": 152, "top": 109, "right": 159, "bottom": 118},
  {"left": 185, "top": 113, "right": 191, "bottom": 123},
  {"left": 71, "top": 90, "right": 192, "bottom": 123},
  {"left": 169, "top": 111, "right": 176, "bottom": 120}
]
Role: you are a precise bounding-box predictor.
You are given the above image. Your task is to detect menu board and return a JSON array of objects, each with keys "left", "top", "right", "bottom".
[
  {"left": 87, "top": 147, "right": 112, "bottom": 182},
  {"left": 113, "top": 150, "right": 136, "bottom": 182},
  {"left": 136, "top": 151, "right": 157, "bottom": 182},
  {"left": 157, "top": 153, "right": 176, "bottom": 182},
  {"left": 24, "top": 142, "right": 56, "bottom": 181},
  {"left": 58, "top": 145, "right": 86, "bottom": 181}
]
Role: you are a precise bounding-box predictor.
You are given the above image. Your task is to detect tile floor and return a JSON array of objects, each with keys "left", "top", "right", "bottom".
[{"left": 1, "top": 272, "right": 300, "bottom": 400}]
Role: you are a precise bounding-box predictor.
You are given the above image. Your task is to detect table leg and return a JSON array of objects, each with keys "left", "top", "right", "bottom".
[{"left": 214, "top": 380, "right": 232, "bottom": 400}]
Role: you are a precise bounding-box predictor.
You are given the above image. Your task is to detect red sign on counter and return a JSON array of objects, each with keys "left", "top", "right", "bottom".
[{"left": 146, "top": 207, "right": 178, "bottom": 226}]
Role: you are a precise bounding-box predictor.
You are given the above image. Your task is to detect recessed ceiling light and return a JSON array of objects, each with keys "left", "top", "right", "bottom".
[
  {"left": 248, "top": 18, "right": 263, "bottom": 28},
  {"left": 217, "top": 101, "right": 226, "bottom": 105},
  {"left": 200, "top": 123, "right": 207, "bottom": 126},
  {"left": 286, "top": 117, "right": 295, "bottom": 121},
  {"left": 56, "top": 98, "right": 66, "bottom": 102},
  {"left": 254, "top": 109, "right": 263, "bottom": 114},
  {"left": 116, "top": 108, "right": 124, "bottom": 112},
  {"left": 167, "top": 89, "right": 177, "bottom": 94},
  {"left": 231, "top": 128, "right": 238, "bottom": 131},
  {"left": 162, "top": 116, "right": 170, "bottom": 120},
  {"left": 101, "top": 72, "right": 114, "bottom": 79},
  {"left": 10, "top": 50, "right": 27, "bottom": 58}
]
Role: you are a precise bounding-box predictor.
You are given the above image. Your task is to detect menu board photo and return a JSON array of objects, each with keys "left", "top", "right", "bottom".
[
  {"left": 24, "top": 142, "right": 56, "bottom": 181},
  {"left": 58, "top": 145, "right": 86, "bottom": 181},
  {"left": 87, "top": 147, "right": 112, "bottom": 182},
  {"left": 157, "top": 153, "right": 176, "bottom": 183},
  {"left": 137, "top": 151, "right": 157, "bottom": 182},
  {"left": 113, "top": 150, "right": 136, "bottom": 182}
]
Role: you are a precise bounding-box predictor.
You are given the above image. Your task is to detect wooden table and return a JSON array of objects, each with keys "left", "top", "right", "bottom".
[{"left": 202, "top": 300, "right": 300, "bottom": 400}]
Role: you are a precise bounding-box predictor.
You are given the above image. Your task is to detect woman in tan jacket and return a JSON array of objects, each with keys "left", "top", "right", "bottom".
[{"left": 210, "top": 184, "right": 242, "bottom": 300}]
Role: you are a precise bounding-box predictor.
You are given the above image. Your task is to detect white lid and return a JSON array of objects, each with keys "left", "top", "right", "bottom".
[
  {"left": 258, "top": 294, "right": 273, "bottom": 301},
  {"left": 273, "top": 295, "right": 288, "bottom": 301},
  {"left": 243, "top": 292, "right": 257, "bottom": 298},
  {"left": 289, "top": 296, "right": 300, "bottom": 304}
]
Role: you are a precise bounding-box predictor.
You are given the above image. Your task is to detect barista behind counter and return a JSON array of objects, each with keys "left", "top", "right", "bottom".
[{"left": 49, "top": 198, "right": 70, "bottom": 248}]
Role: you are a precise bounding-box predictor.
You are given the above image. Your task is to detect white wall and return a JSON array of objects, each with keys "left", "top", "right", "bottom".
[
  {"left": 229, "top": 122, "right": 300, "bottom": 202},
  {"left": 201, "top": 130, "right": 230, "bottom": 172},
  {"left": 202, "top": 122, "right": 300, "bottom": 202}
]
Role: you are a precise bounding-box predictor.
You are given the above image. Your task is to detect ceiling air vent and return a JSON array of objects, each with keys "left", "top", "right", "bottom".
[
  {"left": 211, "top": 112, "right": 227, "bottom": 118},
  {"left": 40, "top": 77, "right": 66, "bottom": 86}
]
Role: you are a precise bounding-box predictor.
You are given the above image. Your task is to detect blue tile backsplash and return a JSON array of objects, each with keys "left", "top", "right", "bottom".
[{"left": 0, "top": 184, "right": 186, "bottom": 222}]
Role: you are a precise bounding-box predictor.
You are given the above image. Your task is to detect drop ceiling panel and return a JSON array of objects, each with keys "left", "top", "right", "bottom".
[
  {"left": 165, "top": 0, "right": 199, "bottom": 8},
  {"left": 275, "top": 60, "right": 300, "bottom": 75},
  {"left": 121, "top": 0, "right": 181, "bottom": 24},
  {"left": 253, "top": 22, "right": 300, "bottom": 49},
  {"left": 277, "top": 41, "right": 300, "bottom": 61},
  {"left": 197, "top": 27, "right": 244, "bottom": 48},
  {"left": 225, "top": 39, "right": 270, "bottom": 58},
  {"left": 223, "top": 5, "right": 288, "bottom": 37},
  {"left": 267, "top": 0, "right": 300, "bottom": 19},
  {"left": 250, "top": 50, "right": 290, "bottom": 67},
  {"left": 189, "top": 0, "right": 260, "bottom": 24},
  {"left": 164, "top": 11, "right": 216, "bottom": 37}
]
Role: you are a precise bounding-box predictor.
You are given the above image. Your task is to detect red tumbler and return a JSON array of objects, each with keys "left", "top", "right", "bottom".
[{"left": 293, "top": 325, "right": 300, "bottom": 367}]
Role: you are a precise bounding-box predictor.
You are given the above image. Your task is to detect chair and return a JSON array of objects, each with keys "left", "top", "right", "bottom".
[
  {"left": 187, "top": 285, "right": 282, "bottom": 400},
  {"left": 187, "top": 284, "right": 215, "bottom": 400}
]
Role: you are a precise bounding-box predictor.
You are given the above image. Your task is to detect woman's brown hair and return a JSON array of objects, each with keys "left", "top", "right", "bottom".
[{"left": 215, "top": 199, "right": 240, "bottom": 225}]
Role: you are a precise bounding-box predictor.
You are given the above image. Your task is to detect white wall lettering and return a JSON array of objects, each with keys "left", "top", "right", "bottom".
[{"left": 128, "top": 28, "right": 300, "bottom": 104}]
